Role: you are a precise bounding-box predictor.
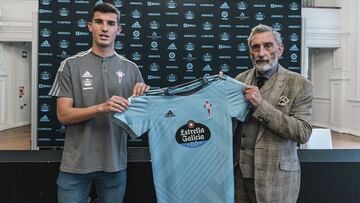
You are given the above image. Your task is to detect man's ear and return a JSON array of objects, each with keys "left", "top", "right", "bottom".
[
  {"left": 87, "top": 21, "right": 93, "bottom": 32},
  {"left": 117, "top": 25, "right": 122, "bottom": 35},
  {"left": 278, "top": 43, "right": 284, "bottom": 57}
]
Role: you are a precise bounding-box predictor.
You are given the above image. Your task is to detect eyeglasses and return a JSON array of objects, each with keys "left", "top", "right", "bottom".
[{"left": 250, "top": 42, "right": 275, "bottom": 52}]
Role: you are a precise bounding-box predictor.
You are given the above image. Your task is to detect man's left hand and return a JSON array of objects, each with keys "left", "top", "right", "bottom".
[{"left": 133, "top": 83, "right": 150, "bottom": 96}]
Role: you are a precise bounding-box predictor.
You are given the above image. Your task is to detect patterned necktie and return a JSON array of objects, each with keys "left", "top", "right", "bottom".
[{"left": 256, "top": 76, "right": 266, "bottom": 89}]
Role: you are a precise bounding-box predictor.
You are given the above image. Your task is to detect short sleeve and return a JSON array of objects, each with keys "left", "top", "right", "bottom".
[
  {"left": 48, "top": 60, "right": 73, "bottom": 98},
  {"left": 113, "top": 95, "right": 151, "bottom": 139},
  {"left": 226, "top": 77, "right": 250, "bottom": 121}
]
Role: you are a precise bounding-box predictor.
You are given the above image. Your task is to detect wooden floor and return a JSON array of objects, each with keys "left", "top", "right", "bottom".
[{"left": 0, "top": 125, "right": 360, "bottom": 150}]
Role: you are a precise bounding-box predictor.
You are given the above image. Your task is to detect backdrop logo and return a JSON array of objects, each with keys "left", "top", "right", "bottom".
[
  {"left": 175, "top": 120, "right": 211, "bottom": 148},
  {"left": 202, "top": 22, "right": 213, "bottom": 30},
  {"left": 58, "top": 39, "right": 70, "bottom": 48},
  {"left": 40, "top": 28, "right": 51, "bottom": 37},
  {"left": 184, "top": 42, "right": 195, "bottom": 51},
  {"left": 202, "top": 53, "right": 213, "bottom": 62},
  {"left": 237, "top": 43, "right": 247, "bottom": 51},
  {"left": 289, "top": 33, "right": 300, "bottom": 41},
  {"left": 167, "top": 31, "right": 177, "bottom": 40},
  {"left": 58, "top": 8, "right": 70, "bottom": 16},
  {"left": 40, "top": 103, "right": 51, "bottom": 112},
  {"left": 237, "top": 2, "right": 248, "bottom": 10},
  {"left": 40, "top": 71, "right": 51, "bottom": 80},
  {"left": 166, "top": 0, "right": 177, "bottom": 9},
  {"left": 186, "top": 63, "right": 193, "bottom": 72},
  {"left": 40, "top": 40, "right": 51, "bottom": 47},
  {"left": 149, "top": 21, "right": 160, "bottom": 29},
  {"left": 289, "top": 2, "right": 300, "bottom": 10},
  {"left": 220, "top": 2, "right": 230, "bottom": 9},
  {"left": 149, "top": 63, "right": 160, "bottom": 71},
  {"left": 131, "top": 52, "right": 142, "bottom": 61},
  {"left": 220, "top": 32, "right": 230, "bottom": 41},
  {"left": 115, "top": 41, "right": 124, "bottom": 49},
  {"left": 220, "top": 64, "right": 230, "bottom": 72},
  {"left": 184, "top": 11, "right": 195, "bottom": 20},
  {"left": 113, "top": 0, "right": 124, "bottom": 7},
  {"left": 76, "top": 19, "right": 87, "bottom": 27},
  {"left": 131, "top": 10, "right": 142, "bottom": 18},
  {"left": 273, "top": 22, "right": 283, "bottom": 31},
  {"left": 255, "top": 12, "right": 265, "bottom": 20},
  {"left": 167, "top": 73, "right": 177, "bottom": 82},
  {"left": 40, "top": 0, "right": 51, "bottom": 5}
]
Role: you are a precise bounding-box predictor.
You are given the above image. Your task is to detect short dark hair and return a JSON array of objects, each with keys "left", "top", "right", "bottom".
[{"left": 91, "top": 3, "right": 120, "bottom": 24}]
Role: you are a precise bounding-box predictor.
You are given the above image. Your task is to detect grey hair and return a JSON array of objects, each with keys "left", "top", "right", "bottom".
[{"left": 247, "top": 24, "right": 282, "bottom": 47}]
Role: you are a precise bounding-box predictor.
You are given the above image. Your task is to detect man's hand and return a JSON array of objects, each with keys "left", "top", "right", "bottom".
[
  {"left": 244, "top": 85, "right": 263, "bottom": 108},
  {"left": 133, "top": 82, "right": 150, "bottom": 96},
  {"left": 98, "top": 95, "right": 129, "bottom": 113}
]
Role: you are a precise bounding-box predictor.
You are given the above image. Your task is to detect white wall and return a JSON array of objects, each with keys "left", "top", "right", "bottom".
[
  {"left": 303, "top": 0, "right": 360, "bottom": 136},
  {"left": 0, "top": 0, "right": 37, "bottom": 131},
  {"left": 0, "top": 42, "right": 31, "bottom": 130}
]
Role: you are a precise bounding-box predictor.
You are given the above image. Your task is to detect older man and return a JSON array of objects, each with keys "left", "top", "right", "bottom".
[{"left": 233, "top": 24, "right": 313, "bottom": 203}]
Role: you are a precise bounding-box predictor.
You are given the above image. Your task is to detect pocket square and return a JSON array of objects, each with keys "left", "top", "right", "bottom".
[{"left": 277, "top": 95, "right": 289, "bottom": 106}]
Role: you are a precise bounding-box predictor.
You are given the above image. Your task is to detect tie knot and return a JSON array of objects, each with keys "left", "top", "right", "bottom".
[{"left": 256, "top": 76, "right": 266, "bottom": 88}]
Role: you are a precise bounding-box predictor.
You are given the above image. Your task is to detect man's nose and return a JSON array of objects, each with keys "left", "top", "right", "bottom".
[
  {"left": 101, "top": 23, "right": 108, "bottom": 31},
  {"left": 258, "top": 46, "right": 267, "bottom": 56}
]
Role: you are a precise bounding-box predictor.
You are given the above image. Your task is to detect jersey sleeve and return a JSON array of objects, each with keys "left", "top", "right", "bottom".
[
  {"left": 48, "top": 60, "right": 73, "bottom": 98},
  {"left": 113, "top": 95, "right": 150, "bottom": 139},
  {"left": 226, "top": 77, "right": 250, "bottom": 122}
]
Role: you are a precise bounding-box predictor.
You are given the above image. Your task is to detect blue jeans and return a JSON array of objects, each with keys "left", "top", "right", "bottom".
[{"left": 57, "top": 170, "right": 127, "bottom": 203}]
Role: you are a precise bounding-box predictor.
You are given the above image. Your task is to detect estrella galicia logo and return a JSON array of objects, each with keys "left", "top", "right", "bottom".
[
  {"left": 40, "top": 28, "right": 51, "bottom": 37},
  {"left": 39, "top": 103, "right": 51, "bottom": 112},
  {"left": 41, "top": 0, "right": 51, "bottom": 5},
  {"left": 58, "top": 39, "right": 70, "bottom": 49},
  {"left": 175, "top": 120, "right": 211, "bottom": 148},
  {"left": 77, "top": 19, "right": 87, "bottom": 27},
  {"left": 40, "top": 71, "right": 51, "bottom": 80},
  {"left": 58, "top": 8, "right": 70, "bottom": 17}
]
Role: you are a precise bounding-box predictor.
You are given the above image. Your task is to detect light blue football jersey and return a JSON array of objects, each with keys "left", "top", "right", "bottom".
[{"left": 113, "top": 75, "right": 249, "bottom": 203}]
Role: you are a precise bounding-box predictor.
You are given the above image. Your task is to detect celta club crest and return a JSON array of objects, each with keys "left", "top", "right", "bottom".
[
  {"left": 204, "top": 100, "right": 212, "bottom": 117},
  {"left": 116, "top": 70, "right": 125, "bottom": 83}
]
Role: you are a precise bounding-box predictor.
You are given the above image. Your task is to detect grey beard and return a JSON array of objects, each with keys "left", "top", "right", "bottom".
[{"left": 253, "top": 57, "right": 279, "bottom": 74}]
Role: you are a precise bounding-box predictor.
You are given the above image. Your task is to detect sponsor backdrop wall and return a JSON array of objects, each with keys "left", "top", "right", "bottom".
[{"left": 38, "top": 0, "right": 301, "bottom": 148}]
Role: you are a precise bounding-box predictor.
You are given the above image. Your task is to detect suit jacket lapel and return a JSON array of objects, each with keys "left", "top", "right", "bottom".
[{"left": 256, "top": 66, "right": 289, "bottom": 143}]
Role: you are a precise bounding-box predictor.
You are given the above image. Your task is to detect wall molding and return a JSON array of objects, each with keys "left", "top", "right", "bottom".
[{"left": 0, "top": 21, "right": 33, "bottom": 42}]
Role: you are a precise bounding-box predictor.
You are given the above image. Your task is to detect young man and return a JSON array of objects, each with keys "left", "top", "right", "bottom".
[
  {"left": 233, "top": 24, "right": 313, "bottom": 203},
  {"left": 49, "top": 3, "right": 148, "bottom": 203}
]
